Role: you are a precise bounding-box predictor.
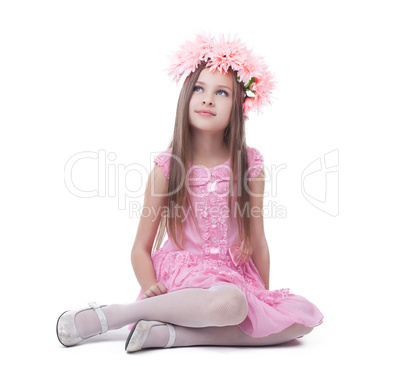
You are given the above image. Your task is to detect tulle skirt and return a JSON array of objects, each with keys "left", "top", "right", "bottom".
[{"left": 135, "top": 248, "right": 324, "bottom": 338}]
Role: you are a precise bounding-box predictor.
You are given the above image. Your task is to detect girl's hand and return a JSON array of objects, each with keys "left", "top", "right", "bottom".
[{"left": 142, "top": 281, "right": 168, "bottom": 299}]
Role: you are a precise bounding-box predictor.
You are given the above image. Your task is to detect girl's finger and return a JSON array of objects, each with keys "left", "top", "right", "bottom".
[
  {"left": 157, "top": 282, "right": 168, "bottom": 294},
  {"left": 144, "top": 288, "right": 156, "bottom": 298},
  {"left": 150, "top": 284, "right": 163, "bottom": 296}
]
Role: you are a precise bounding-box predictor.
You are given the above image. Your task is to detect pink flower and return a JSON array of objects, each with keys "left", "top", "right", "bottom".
[
  {"left": 243, "top": 98, "right": 254, "bottom": 118},
  {"left": 166, "top": 32, "right": 276, "bottom": 119}
]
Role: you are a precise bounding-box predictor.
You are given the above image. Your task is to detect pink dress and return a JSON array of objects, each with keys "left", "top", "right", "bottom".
[{"left": 135, "top": 146, "right": 324, "bottom": 338}]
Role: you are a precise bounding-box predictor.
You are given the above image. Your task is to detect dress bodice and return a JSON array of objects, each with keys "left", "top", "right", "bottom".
[{"left": 154, "top": 147, "right": 264, "bottom": 267}]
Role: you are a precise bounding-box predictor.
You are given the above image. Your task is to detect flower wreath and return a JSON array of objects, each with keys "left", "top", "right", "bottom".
[{"left": 166, "top": 32, "right": 277, "bottom": 120}]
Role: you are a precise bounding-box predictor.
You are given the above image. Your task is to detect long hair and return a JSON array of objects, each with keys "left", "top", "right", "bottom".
[{"left": 152, "top": 62, "right": 254, "bottom": 262}]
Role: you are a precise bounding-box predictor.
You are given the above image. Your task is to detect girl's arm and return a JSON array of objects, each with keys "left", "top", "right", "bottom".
[
  {"left": 249, "top": 169, "right": 270, "bottom": 290},
  {"left": 131, "top": 165, "right": 169, "bottom": 292}
]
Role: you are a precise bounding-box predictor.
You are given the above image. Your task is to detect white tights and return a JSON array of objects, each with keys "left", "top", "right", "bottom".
[
  {"left": 143, "top": 322, "right": 313, "bottom": 348},
  {"left": 74, "top": 285, "right": 313, "bottom": 347}
]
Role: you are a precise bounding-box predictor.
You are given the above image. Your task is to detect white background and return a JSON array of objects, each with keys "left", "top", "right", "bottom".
[{"left": 1, "top": 0, "right": 401, "bottom": 365}]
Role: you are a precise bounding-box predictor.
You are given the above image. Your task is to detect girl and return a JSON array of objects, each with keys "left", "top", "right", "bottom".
[{"left": 56, "top": 33, "right": 324, "bottom": 352}]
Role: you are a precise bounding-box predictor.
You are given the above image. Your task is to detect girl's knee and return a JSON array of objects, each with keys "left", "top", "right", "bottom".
[{"left": 208, "top": 285, "right": 248, "bottom": 325}]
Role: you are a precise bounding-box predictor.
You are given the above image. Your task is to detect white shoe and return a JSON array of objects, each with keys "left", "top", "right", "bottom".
[
  {"left": 125, "top": 320, "right": 176, "bottom": 352},
  {"left": 56, "top": 302, "right": 108, "bottom": 347}
]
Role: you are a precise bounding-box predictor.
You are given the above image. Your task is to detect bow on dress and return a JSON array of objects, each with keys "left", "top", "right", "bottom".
[{"left": 229, "top": 246, "right": 246, "bottom": 266}]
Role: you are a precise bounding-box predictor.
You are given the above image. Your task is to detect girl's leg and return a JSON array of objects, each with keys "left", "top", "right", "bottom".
[
  {"left": 142, "top": 322, "right": 314, "bottom": 349},
  {"left": 75, "top": 285, "right": 248, "bottom": 339}
]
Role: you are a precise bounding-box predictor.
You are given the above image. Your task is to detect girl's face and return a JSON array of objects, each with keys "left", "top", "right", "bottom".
[{"left": 188, "top": 67, "right": 233, "bottom": 134}]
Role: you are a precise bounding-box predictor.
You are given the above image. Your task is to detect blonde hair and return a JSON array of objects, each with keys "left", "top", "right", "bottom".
[{"left": 152, "top": 62, "right": 254, "bottom": 262}]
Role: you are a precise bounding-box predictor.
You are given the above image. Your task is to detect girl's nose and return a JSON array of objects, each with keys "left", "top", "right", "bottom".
[{"left": 202, "top": 98, "right": 214, "bottom": 106}]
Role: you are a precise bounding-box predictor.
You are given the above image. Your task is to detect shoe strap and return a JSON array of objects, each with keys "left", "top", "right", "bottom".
[
  {"left": 164, "top": 323, "right": 176, "bottom": 348},
  {"left": 88, "top": 302, "right": 109, "bottom": 334}
]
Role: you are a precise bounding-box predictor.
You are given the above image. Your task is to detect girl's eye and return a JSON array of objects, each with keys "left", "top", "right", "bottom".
[
  {"left": 193, "top": 86, "right": 228, "bottom": 96},
  {"left": 217, "top": 90, "right": 228, "bottom": 96}
]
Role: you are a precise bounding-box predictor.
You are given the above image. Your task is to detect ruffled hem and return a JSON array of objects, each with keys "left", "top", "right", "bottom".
[{"left": 146, "top": 248, "right": 324, "bottom": 338}]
